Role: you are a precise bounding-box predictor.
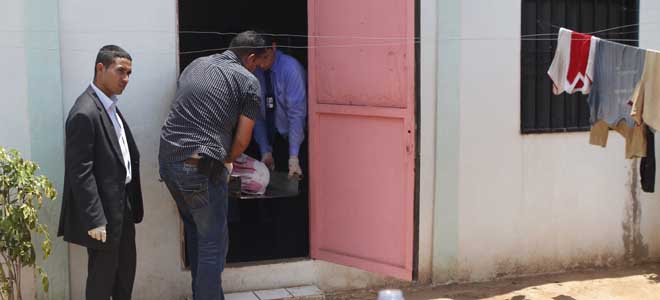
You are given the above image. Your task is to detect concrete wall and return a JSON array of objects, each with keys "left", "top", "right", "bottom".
[
  {"left": 637, "top": 0, "right": 660, "bottom": 263},
  {"left": 1, "top": 0, "right": 68, "bottom": 298},
  {"left": 417, "top": 0, "right": 438, "bottom": 285},
  {"left": 56, "top": 0, "right": 185, "bottom": 299},
  {"left": 10, "top": 0, "right": 659, "bottom": 297},
  {"left": 54, "top": 0, "right": 441, "bottom": 298},
  {"left": 0, "top": 0, "right": 32, "bottom": 155},
  {"left": 431, "top": 0, "right": 660, "bottom": 283},
  {"left": 24, "top": 0, "right": 69, "bottom": 298},
  {"left": 0, "top": 1, "right": 36, "bottom": 298}
]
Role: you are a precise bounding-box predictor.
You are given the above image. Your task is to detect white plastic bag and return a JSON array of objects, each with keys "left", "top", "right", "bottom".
[{"left": 231, "top": 154, "right": 270, "bottom": 195}]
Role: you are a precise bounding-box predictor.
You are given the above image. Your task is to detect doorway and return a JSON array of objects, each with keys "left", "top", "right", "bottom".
[
  {"left": 177, "top": 0, "right": 310, "bottom": 264},
  {"left": 177, "top": 0, "right": 418, "bottom": 281}
]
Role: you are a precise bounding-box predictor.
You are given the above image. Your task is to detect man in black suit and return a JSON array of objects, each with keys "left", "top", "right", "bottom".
[{"left": 58, "top": 45, "right": 144, "bottom": 300}]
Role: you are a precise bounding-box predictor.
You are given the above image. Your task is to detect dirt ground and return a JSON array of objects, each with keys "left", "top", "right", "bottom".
[{"left": 330, "top": 263, "right": 660, "bottom": 300}]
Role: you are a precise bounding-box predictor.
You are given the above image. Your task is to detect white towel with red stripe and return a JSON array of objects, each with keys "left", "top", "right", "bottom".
[{"left": 548, "top": 27, "right": 600, "bottom": 95}]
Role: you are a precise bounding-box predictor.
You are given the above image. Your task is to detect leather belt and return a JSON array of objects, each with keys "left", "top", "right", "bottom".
[{"left": 183, "top": 157, "right": 200, "bottom": 166}]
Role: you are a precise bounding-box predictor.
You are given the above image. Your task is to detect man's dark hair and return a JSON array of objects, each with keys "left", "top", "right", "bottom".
[
  {"left": 229, "top": 31, "right": 269, "bottom": 57},
  {"left": 253, "top": 29, "right": 274, "bottom": 45},
  {"left": 262, "top": 33, "right": 273, "bottom": 46},
  {"left": 94, "top": 45, "right": 132, "bottom": 78}
]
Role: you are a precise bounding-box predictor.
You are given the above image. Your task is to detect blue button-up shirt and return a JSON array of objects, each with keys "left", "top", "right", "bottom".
[{"left": 253, "top": 50, "right": 307, "bottom": 156}]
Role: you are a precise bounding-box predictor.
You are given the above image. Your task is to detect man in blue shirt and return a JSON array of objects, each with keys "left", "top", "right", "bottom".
[{"left": 252, "top": 36, "right": 307, "bottom": 179}]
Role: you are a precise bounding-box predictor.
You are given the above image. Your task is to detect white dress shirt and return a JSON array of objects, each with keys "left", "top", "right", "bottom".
[{"left": 90, "top": 82, "right": 132, "bottom": 184}]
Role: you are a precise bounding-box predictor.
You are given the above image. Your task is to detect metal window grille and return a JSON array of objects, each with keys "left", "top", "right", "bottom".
[{"left": 521, "top": 0, "right": 639, "bottom": 133}]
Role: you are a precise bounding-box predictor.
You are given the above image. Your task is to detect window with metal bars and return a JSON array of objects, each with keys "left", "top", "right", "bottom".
[{"left": 521, "top": 0, "right": 639, "bottom": 134}]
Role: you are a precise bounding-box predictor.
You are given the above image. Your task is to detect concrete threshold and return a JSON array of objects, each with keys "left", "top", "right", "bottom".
[{"left": 225, "top": 285, "right": 325, "bottom": 300}]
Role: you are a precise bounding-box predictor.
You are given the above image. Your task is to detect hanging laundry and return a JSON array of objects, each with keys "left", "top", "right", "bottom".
[
  {"left": 548, "top": 28, "right": 599, "bottom": 95},
  {"left": 546, "top": 28, "right": 656, "bottom": 193},
  {"left": 588, "top": 40, "right": 646, "bottom": 127},
  {"left": 590, "top": 120, "right": 647, "bottom": 159},
  {"left": 641, "top": 127, "right": 656, "bottom": 193},
  {"left": 629, "top": 49, "right": 659, "bottom": 193},
  {"left": 631, "top": 50, "right": 660, "bottom": 130},
  {"left": 587, "top": 39, "right": 647, "bottom": 158},
  {"left": 630, "top": 50, "right": 660, "bottom": 193}
]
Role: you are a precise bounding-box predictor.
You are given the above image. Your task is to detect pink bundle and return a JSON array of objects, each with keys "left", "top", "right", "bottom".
[{"left": 231, "top": 154, "right": 270, "bottom": 195}]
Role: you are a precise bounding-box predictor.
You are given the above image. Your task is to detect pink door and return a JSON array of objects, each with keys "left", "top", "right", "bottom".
[{"left": 308, "top": 0, "right": 415, "bottom": 280}]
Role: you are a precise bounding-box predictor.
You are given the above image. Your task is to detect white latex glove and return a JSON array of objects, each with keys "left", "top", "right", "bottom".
[
  {"left": 261, "top": 152, "right": 275, "bottom": 170},
  {"left": 288, "top": 156, "right": 303, "bottom": 179},
  {"left": 88, "top": 225, "right": 107, "bottom": 243}
]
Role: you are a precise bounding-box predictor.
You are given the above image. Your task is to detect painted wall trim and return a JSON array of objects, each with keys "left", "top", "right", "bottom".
[{"left": 24, "top": 0, "right": 70, "bottom": 298}]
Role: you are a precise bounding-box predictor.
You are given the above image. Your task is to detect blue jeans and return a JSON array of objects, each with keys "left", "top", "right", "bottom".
[{"left": 159, "top": 160, "right": 228, "bottom": 300}]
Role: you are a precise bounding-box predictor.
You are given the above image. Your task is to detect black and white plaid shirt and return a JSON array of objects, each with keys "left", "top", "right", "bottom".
[{"left": 159, "top": 50, "right": 261, "bottom": 163}]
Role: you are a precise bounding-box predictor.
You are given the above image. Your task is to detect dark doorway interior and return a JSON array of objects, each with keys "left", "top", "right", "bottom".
[
  {"left": 178, "top": 1, "right": 308, "bottom": 70},
  {"left": 178, "top": 0, "right": 310, "bottom": 264}
]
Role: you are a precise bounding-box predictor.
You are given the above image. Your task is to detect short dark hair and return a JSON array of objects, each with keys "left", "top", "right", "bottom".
[
  {"left": 94, "top": 45, "right": 132, "bottom": 78},
  {"left": 254, "top": 29, "right": 274, "bottom": 45},
  {"left": 229, "top": 31, "right": 269, "bottom": 57}
]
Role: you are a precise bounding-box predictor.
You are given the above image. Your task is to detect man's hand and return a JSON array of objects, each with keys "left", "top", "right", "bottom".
[
  {"left": 88, "top": 225, "right": 107, "bottom": 243},
  {"left": 288, "top": 156, "right": 302, "bottom": 179},
  {"left": 262, "top": 152, "right": 275, "bottom": 170}
]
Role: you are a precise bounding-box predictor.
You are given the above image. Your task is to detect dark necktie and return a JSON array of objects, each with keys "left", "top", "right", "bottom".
[{"left": 264, "top": 70, "right": 277, "bottom": 144}]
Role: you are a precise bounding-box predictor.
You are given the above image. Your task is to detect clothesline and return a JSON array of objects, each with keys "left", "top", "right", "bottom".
[
  {"left": 0, "top": 38, "right": 645, "bottom": 56},
  {"left": 546, "top": 27, "right": 657, "bottom": 193},
  {"left": 0, "top": 22, "right": 655, "bottom": 40},
  {"left": 0, "top": 22, "right": 654, "bottom": 55},
  {"left": 0, "top": 39, "right": 646, "bottom": 56}
]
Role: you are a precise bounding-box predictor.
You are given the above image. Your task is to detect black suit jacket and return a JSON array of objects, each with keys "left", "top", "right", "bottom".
[{"left": 58, "top": 86, "right": 144, "bottom": 249}]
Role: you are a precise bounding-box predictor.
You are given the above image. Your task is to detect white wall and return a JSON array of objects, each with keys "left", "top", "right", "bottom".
[
  {"left": 431, "top": 0, "right": 660, "bottom": 282},
  {"left": 418, "top": 0, "right": 438, "bottom": 285},
  {"left": 0, "top": 0, "right": 31, "bottom": 156},
  {"left": 56, "top": 1, "right": 435, "bottom": 299},
  {"left": 638, "top": 0, "right": 660, "bottom": 262},
  {"left": 15, "top": 0, "right": 659, "bottom": 296},
  {"left": 0, "top": 0, "right": 55, "bottom": 298},
  {"left": 56, "top": 0, "right": 186, "bottom": 299}
]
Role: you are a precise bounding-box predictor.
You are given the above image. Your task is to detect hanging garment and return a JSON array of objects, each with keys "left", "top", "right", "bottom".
[
  {"left": 588, "top": 40, "right": 646, "bottom": 127},
  {"left": 548, "top": 28, "right": 599, "bottom": 95},
  {"left": 641, "top": 126, "right": 656, "bottom": 193},
  {"left": 587, "top": 39, "right": 647, "bottom": 158},
  {"left": 590, "top": 120, "right": 647, "bottom": 159},
  {"left": 631, "top": 50, "right": 660, "bottom": 130}
]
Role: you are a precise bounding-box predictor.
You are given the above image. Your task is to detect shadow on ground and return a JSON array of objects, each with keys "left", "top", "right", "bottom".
[{"left": 326, "top": 263, "right": 660, "bottom": 300}]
